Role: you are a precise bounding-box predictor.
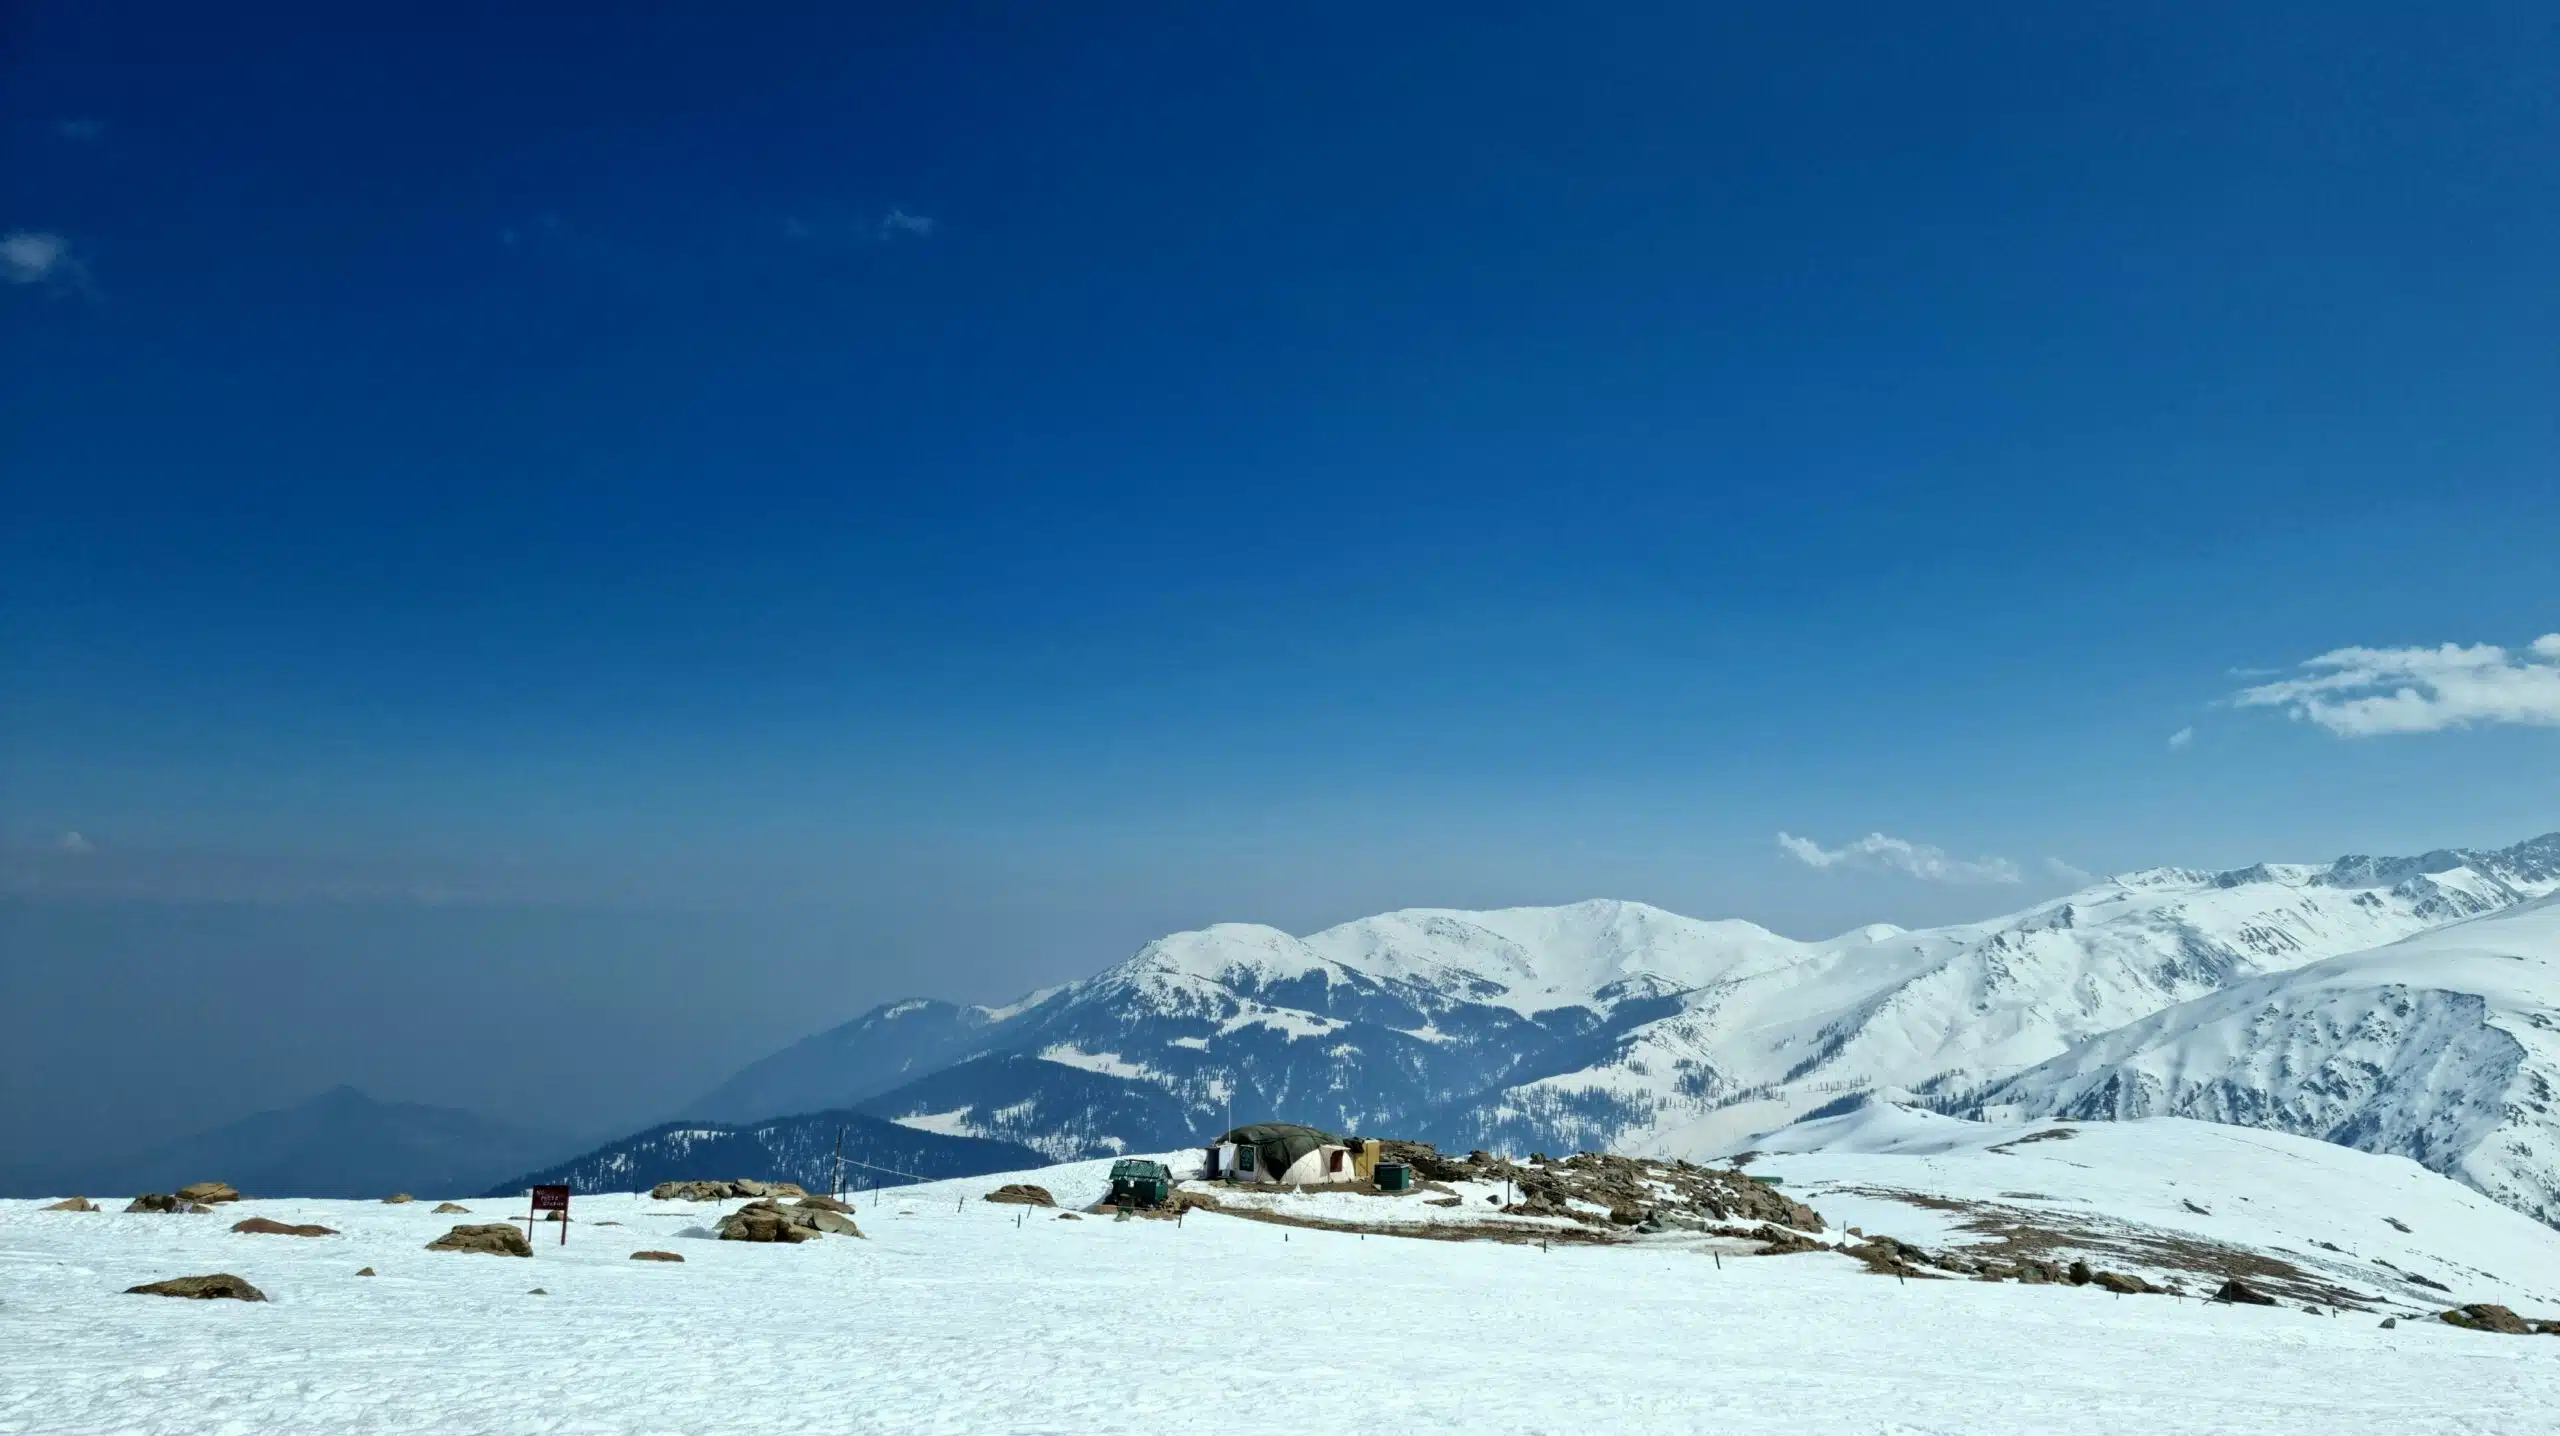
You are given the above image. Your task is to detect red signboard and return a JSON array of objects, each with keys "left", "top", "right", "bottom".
[{"left": 527, "top": 1184, "right": 571, "bottom": 1245}]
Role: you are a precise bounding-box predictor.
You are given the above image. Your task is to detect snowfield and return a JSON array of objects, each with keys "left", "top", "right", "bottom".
[{"left": 8, "top": 1145, "right": 2560, "bottom": 1435}]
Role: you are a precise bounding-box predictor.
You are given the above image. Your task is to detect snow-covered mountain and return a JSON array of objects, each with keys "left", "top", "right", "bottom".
[
  {"left": 686, "top": 831, "right": 2560, "bottom": 1219},
  {"left": 1974, "top": 894, "right": 2560, "bottom": 1225}
]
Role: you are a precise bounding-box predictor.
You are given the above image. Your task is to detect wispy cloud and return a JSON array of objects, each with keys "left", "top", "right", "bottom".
[
  {"left": 2167, "top": 725, "right": 2194, "bottom": 750},
  {"left": 3, "top": 230, "right": 80, "bottom": 286},
  {"left": 58, "top": 831, "right": 95, "bottom": 854},
  {"left": 2232, "top": 635, "right": 2560, "bottom": 737},
  {"left": 1776, "top": 830, "right": 2024, "bottom": 885},
  {"left": 54, "top": 118, "right": 105, "bottom": 142},
  {"left": 880, "top": 208, "right": 935, "bottom": 239},
  {"left": 2044, "top": 856, "right": 2094, "bottom": 886}
]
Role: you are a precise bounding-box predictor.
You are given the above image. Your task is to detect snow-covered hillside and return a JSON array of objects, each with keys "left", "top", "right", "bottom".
[
  {"left": 1976, "top": 895, "right": 2560, "bottom": 1225},
  {"left": 661, "top": 831, "right": 2560, "bottom": 1224},
  {"left": 11, "top": 1139, "right": 2560, "bottom": 1434}
]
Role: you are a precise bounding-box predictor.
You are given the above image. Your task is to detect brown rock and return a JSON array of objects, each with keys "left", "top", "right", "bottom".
[
  {"left": 382, "top": 1193, "right": 414, "bottom": 1204},
  {"left": 124, "top": 1194, "right": 211, "bottom": 1214},
  {"left": 2091, "top": 1271, "right": 2155, "bottom": 1295},
  {"left": 2212, "top": 1278, "right": 2278, "bottom": 1306},
  {"left": 356, "top": 1267, "right": 376, "bottom": 1276},
  {"left": 232, "top": 1216, "right": 338, "bottom": 1237},
  {"left": 527, "top": 1287, "right": 548, "bottom": 1295},
  {"left": 2067, "top": 1259, "right": 2094, "bottom": 1286},
  {"left": 1746, "top": 1223, "right": 1823, "bottom": 1256},
  {"left": 42, "top": 1197, "right": 97, "bottom": 1212},
  {"left": 717, "top": 1198, "right": 861, "bottom": 1242},
  {"left": 426, "top": 1223, "right": 534, "bottom": 1257},
  {"left": 1057, "top": 1212, "right": 1081, "bottom": 1220},
  {"left": 175, "top": 1182, "right": 241, "bottom": 1205},
  {"left": 794, "top": 1193, "right": 855, "bottom": 1213},
  {"left": 648, "top": 1178, "right": 809, "bottom": 1202},
  {"left": 2442, "top": 1303, "right": 2533, "bottom": 1335},
  {"left": 432, "top": 1202, "right": 471, "bottom": 1214},
  {"left": 630, "top": 1250, "right": 685, "bottom": 1262},
  {"left": 127, "top": 1273, "right": 266, "bottom": 1301},
  {"left": 984, "top": 1184, "right": 1056, "bottom": 1207}
]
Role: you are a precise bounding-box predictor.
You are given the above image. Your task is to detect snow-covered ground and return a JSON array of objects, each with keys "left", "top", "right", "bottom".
[{"left": 8, "top": 1151, "right": 2559, "bottom": 1435}]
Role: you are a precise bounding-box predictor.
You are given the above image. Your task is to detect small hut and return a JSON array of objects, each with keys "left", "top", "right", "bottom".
[{"left": 1207, "top": 1123, "right": 1380, "bottom": 1187}]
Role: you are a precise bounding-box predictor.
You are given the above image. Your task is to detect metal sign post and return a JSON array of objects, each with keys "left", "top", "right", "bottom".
[{"left": 529, "top": 1184, "right": 571, "bottom": 1245}]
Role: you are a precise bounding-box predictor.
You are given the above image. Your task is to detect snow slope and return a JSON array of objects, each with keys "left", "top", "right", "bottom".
[
  {"left": 1977, "top": 895, "right": 2560, "bottom": 1225},
  {"left": 1730, "top": 1101, "right": 2560, "bottom": 1313},
  {"left": 10, "top": 1156, "right": 2560, "bottom": 1435}
]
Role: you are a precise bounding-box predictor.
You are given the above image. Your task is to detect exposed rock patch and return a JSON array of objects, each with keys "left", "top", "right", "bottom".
[
  {"left": 984, "top": 1184, "right": 1055, "bottom": 1207},
  {"left": 127, "top": 1273, "right": 265, "bottom": 1301},
  {"left": 233, "top": 1217, "right": 337, "bottom": 1237},
  {"left": 630, "top": 1250, "right": 685, "bottom": 1262},
  {"left": 2441, "top": 1303, "right": 2533, "bottom": 1334},
  {"left": 175, "top": 1182, "right": 240, "bottom": 1205},
  {"left": 382, "top": 1194, "right": 413, "bottom": 1204},
  {"left": 432, "top": 1202, "right": 472, "bottom": 1214},
  {"left": 427, "top": 1223, "right": 534, "bottom": 1257},
  {"left": 42, "top": 1197, "right": 96, "bottom": 1212},
  {"left": 2213, "top": 1278, "right": 2278, "bottom": 1306},
  {"left": 124, "top": 1194, "right": 211, "bottom": 1214},
  {"left": 356, "top": 1267, "right": 376, "bottom": 1277},
  {"left": 715, "top": 1199, "right": 861, "bottom": 1243},
  {"left": 650, "top": 1178, "right": 807, "bottom": 1202}
]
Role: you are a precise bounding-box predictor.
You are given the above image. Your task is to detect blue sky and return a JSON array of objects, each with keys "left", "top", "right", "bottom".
[{"left": 5, "top": 4, "right": 2557, "bottom": 1151}]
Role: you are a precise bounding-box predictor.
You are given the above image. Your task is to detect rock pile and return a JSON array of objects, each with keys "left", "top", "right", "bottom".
[
  {"left": 432, "top": 1202, "right": 472, "bottom": 1214},
  {"left": 426, "top": 1223, "right": 534, "bottom": 1257},
  {"left": 2439, "top": 1303, "right": 2560, "bottom": 1335},
  {"left": 1374, "top": 1143, "right": 1825, "bottom": 1233},
  {"left": 175, "top": 1182, "right": 241, "bottom": 1205},
  {"left": 650, "top": 1178, "right": 807, "bottom": 1202},
  {"left": 127, "top": 1273, "right": 266, "bottom": 1301},
  {"left": 630, "top": 1250, "right": 685, "bottom": 1262},
  {"left": 124, "top": 1194, "right": 213, "bottom": 1214},
  {"left": 382, "top": 1194, "right": 414, "bottom": 1204},
  {"left": 715, "top": 1198, "right": 862, "bottom": 1243},
  {"left": 233, "top": 1216, "right": 338, "bottom": 1237},
  {"left": 42, "top": 1197, "right": 96, "bottom": 1212},
  {"left": 984, "top": 1184, "right": 1055, "bottom": 1207}
]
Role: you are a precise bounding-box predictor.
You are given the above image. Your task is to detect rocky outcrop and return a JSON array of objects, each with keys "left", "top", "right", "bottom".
[
  {"left": 124, "top": 1194, "right": 212, "bottom": 1214},
  {"left": 426, "top": 1223, "right": 534, "bottom": 1257},
  {"left": 630, "top": 1250, "right": 685, "bottom": 1262},
  {"left": 233, "top": 1217, "right": 337, "bottom": 1237},
  {"left": 175, "top": 1182, "right": 241, "bottom": 1205},
  {"left": 432, "top": 1202, "right": 472, "bottom": 1214},
  {"left": 2212, "top": 1278, "right": 2277, "bottom": 1306},
  {"left": 382, "top": 1194, "right": 414, "bottom": 1204},
  {"left": 2441, "top": 1303, "right": 2534, "bottom": 1334},
  {"left": 715, "top": 1199, "right": 862, "bottom": 1243},
  {"left": 984, "top": 1184, "right": 1055, "bottom": 1207},
  {"left": 1384, "top": 1143, "right": 1825, "bottom": 1233},
  {"left": 127, "top": 1273, "right": 266, "bottom": 1301},
  {"left": 41, "top": 1197, "right": 96, "bottom": 1212},
  {"left": 649, "top": 1178, "right": 809, "bottom": 1202}
]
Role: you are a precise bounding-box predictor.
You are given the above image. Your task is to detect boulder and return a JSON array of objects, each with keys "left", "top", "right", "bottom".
[
  {"left": 1746, "top": 1224, "right": 1823, "bottom": 1256},
  {"left": 716, "top": 1198, "right": 861, "bottom": 1243},
  {"left": 2091, "top": 1271, "right": 2155, "bottom": 1295},
  {"left": 232, "top": 1216, "right": 337, "bottom": 1237},
  {"left": 2442, "top": 1303, "right": 2533, "bottom": 1335},
  {"left": 382, "top": 1193, "right": 414, "bottom": 1205},
  {"left": 426, "top": 1223, "right": 534, "bottom": 1257},
  {"left": 2378, "top": 1317, "right": 2395, "bottom": 1329},
  {"left": 124, "top": 1194, "right": 211, "bottom": 1214},
  {"left": 630, "top": 1250, "right": 685, "bottom": 1262},
  {"left": 127, "top": 1273, "right": 266, "bottom": 1301},
  {"left": 432, "top": 1202, "right": 471, "bottom": 1214},
  {"left": 356, "top": 1267, "right": 376, "bottom": 1277},
  {"left": 794, "top": 1193, "right": 854, "bottom": 1214},
  {"left": 984, "top": 1184, "right": 1055, "bottom": 1208},
  {"left": 2212, "top": 1278, "right": 2277, "bottom": 1306},
  {"left": 1057, "top": 1212, "right": 1082, "bottom": 1220},
  {"left": 2067, "top": 1259, "right": 2093, "bottom": 1286},
  {"left": 42, "top": 1197, "right": 96, "bottom": 1212},
  {"left": 175, "top": 1182, "right": 241, "bottom": 1205}
]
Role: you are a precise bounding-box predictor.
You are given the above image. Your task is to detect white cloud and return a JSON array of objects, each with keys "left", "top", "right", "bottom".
[
  {"left": 3, "top": 230, "right": 75, "bottom": 285},
  {"left": 2167, "top": 725, "right": 2194, "bottom": 750},
  {"left": 58, "top": 831, "right": 94, "bottom": 854},
  {"left": 1776, "top": 831, "right": 2024, "bottom": 885},
  {"left": 880, "top": 208, "right": 935, "bottom": 238},
  {"left": 2232, "top": 635, "right": 2560, "bottom": 737},
  {"left": 2044, "top": 856, "right": 2094, "bottom": 886}
]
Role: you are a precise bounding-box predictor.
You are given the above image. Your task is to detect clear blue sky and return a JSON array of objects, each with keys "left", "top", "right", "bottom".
[{"left": 5, "top": 3, "right": 2556, "bottom": 1154}]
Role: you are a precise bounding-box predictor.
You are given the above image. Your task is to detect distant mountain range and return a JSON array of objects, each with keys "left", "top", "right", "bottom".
[
  {"left": 0, "top": 1085, "right": 569, "bottom": 1200},
  {"left": 28, "top": 831, "right": 2559, "bottom": 1223},
  {"left": 666, "top": 830, "right": 2560, "bottom": 1224},
  {"left": 485, "top": 1110, "right": 1047, "bottom": 1198}
]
